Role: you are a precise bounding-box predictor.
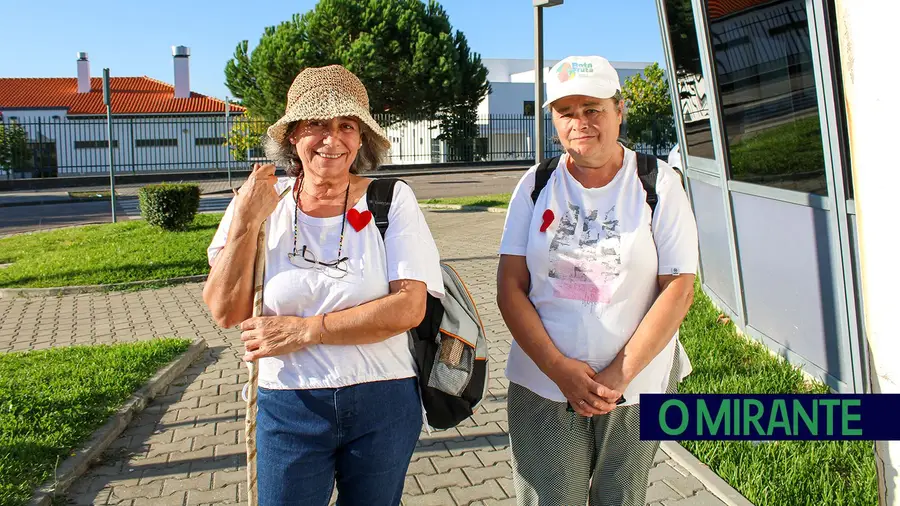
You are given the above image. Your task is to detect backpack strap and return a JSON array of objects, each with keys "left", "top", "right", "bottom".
[
  {"left": 636, "top": 152, "right": 659, "bottom": 218},
  {"left": 367, "top": 178, "right": 401, "bottom": 240},
  {"left": 530, "top": 156, "right": 561, "bottom": 204},
  {"left": 533, "top": 153, "right": 663, "bottom": 217}
]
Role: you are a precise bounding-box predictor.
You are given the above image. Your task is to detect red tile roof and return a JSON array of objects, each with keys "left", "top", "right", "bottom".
[{"left": 0, "top": 77, "right": 245, "bottom": 115}]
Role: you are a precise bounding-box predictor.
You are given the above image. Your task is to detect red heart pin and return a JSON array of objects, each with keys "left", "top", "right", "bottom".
[
  {"left": 347, "top": 208, "right": 372, "bottom": 232},
  {"left": 540, "top": 209, "right": 554, "bottom": 232}
]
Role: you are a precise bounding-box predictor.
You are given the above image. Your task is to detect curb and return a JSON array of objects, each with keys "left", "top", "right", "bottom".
[
  {"left": 0, "top": 275, "right": 208, "bottom": 298},
  {"left": 660, "top": 441, "right": 756, "bottom": 506},
  {"left": 27, "top": 337, "right": 209, "bottom": 506},
  {"left": 418, "top": 203, "right": 508, "bottom": 214},
  {"left": 0, "top": 195, "right": 138, "bottom": 208},
  {"left": 0, "top": 164, "right": 531, "bottom": 204}
]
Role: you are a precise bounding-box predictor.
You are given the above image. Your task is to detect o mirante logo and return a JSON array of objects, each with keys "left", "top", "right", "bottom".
[{"left": 639, "top": 394, "right": 900, "bottom": 441}]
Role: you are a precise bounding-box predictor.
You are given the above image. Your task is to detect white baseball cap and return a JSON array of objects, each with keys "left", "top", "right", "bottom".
[{"left": 543, "top": 56, "right": 621, "bottom": 108}]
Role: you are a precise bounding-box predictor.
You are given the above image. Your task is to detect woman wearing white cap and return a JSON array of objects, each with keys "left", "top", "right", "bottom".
[
  {"left": 203, "top": 65, "right": 443, "bottom": 505},
  {"left": 496, "top": 55, "right": 699, "bottom": 505}
]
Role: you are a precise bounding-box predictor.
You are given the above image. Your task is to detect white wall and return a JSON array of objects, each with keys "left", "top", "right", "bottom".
[
  {"left": 4, "top": 112, "right": 240, "bottom": 176},
  {"left": 383, "top": 118, "right": 443, "bottom": 165},
  {"left": 483, "top": 58, "right": 560, "bottom": 82},
  {"left": 486, "top": 82, "right": 541, "bottom": 116}
]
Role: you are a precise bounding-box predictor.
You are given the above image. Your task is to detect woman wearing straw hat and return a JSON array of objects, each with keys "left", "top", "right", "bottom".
[
  {"left": 203, "top": 65, "right": 444, "bottom": 505},
  {"left": 496, "top": 55, "right": 699, "bottom": 505}
]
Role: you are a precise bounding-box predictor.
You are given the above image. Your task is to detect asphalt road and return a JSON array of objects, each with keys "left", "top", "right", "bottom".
[{"left": 0, "top": 170, "right": 526, "bottom": 236}]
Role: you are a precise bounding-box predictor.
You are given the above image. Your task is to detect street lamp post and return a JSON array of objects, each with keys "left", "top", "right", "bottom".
[{"left": 533, "top": 0, "right": 563, "bottom": 163}]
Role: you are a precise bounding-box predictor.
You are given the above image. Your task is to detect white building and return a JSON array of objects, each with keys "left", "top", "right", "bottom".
[
  {"left": 382, "top": 58, "right": 652, "bottom": 165},
  {"left": 0, "top": 47, "right": 243, "bottom": 177}
]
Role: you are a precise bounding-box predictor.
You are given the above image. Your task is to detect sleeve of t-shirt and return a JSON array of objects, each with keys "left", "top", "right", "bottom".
[
  {"left": 206, "top": 177, "right": 292, "bottom": 267},
  {"left": 498, "top": 166, "right": 538, "bottom": 257},
  {"left": 652, "top": 161, "right": 699, "bottom": 276},
  {"left": 207, "top": 198, "right": 236, "bottom": 267},
  {"left": 383, "top": 181, "right": 445, "bottom": 298}
]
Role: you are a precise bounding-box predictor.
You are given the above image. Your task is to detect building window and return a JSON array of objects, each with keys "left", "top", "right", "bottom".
[
  {"left": 824, "top": 0, "right": 852, "bottom": 199},
  {"left": 195, "top": 137, "right": 224, "bottom": 146},
  {"left": 523, "top": 101, "right": 535, "bottom": 116},
  {"left": 74, "top": 140, "right": 118, "bottom": 149},
  {"left": 135, "top": 138, "right": 178, "bottom": 147},
  {"left": 706, "top": 0, "right": 827, "bottom": 195},
  {"left": 664, "top": 0, "right": 716, "bottom": 159}
]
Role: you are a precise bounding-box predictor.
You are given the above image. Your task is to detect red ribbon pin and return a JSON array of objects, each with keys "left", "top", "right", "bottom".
[
  {"left": 346, "top": 209, "right": 372, "bottom": 232},
  {"left": 540, "top": 209, "right": 554, "bottom": 232}
]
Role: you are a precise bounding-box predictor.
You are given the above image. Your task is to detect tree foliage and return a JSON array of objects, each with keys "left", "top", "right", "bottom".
[
  {"left": 225, "top": 0, "right": 488, "bottom": 122},
  {"left": 622, "top": 63, "right": 676, "bottom": 156},
  {"left": 0, "top": 123, "right": 32, "bottom": 176},
  {"left": 224, "top": 0, "right": 490, "bottom": 162},
  {"left": 226, "top": 110, "right": 267, "bottom": 162}
]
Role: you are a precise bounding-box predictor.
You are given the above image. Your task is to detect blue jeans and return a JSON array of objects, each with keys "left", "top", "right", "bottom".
[{"left": 256, "top": 377, "right": 422, "bottom": 506}]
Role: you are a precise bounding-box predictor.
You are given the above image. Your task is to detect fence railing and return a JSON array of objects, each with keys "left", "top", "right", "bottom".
[{"left": 0, "top": 114, "right": 675, "bottom": 179}]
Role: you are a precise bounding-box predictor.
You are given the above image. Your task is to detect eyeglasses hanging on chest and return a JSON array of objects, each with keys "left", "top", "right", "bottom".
[{"left": 287, "top": 175, "right": 351, "bottom": 279}]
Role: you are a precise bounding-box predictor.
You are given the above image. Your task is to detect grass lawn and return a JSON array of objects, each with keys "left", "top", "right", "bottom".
[
  {"left": 678, "top": 286, "right": 877, "bottom": 506},
  {"left": 0, "top": 338, "right": 192, "bottom": 506},
  {"left": 0, "top": 214, "right": 222, "bottom": 288},
  {"left": 0, "top": 196, "right": 515, "bottom": 289},
  {"left": 420, "top": 193, "right": 512, "bottom": 208}
]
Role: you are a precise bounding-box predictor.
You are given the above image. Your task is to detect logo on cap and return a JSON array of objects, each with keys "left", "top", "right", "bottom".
[{"left": 556, "top": 61, "right": 594, "bottom": 83}]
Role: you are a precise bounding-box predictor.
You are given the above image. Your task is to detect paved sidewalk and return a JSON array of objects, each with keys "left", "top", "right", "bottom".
[{"left": 0, "top": 210, "right": 733, "bottom": 506}]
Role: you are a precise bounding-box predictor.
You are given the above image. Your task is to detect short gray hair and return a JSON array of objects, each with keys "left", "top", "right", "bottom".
[{"left": 263, "top": 120, "right": 386, "bottom": 177}]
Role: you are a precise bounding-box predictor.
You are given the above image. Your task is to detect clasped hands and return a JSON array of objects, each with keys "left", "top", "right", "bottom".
[{"left": 548, "top": 356, "right": 629, "bottom": 417}]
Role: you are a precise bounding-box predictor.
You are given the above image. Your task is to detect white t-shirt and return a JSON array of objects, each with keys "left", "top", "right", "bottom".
[
  {"left": 207, "top": 178, "right": 444, "bottom": 390},
  {"left": 667, "top": 144, "right": 682, "bottom": 171},
  {"left": 498, "top": 148, "right": 699, "bottom": 405}
]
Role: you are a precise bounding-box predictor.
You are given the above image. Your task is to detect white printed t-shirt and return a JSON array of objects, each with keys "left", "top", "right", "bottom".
[
  {"left": 499, "top": 148, "right": 699, "bottom": 405},
  {"left": 207, "top": 178, "right": 444, "bottom": 390}
]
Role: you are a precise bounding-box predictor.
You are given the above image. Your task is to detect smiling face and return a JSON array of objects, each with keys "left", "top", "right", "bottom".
[
  {"left": 550, "top": 95, "right": 623, "bottom": 167},
  {"left": 290, "top": 116, "right": 361, "bottom": 179}
]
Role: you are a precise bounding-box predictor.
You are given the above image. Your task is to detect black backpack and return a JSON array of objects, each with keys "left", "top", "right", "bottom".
[
  {"left": 530, "top": 152, "right": 685, "bottom": 215},
  {"left": 367, "top": 178, "right": 489, "bottom": 430}
]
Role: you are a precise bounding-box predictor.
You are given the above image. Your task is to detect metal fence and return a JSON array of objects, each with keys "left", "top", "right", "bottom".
[{"left": 0, "top": 114, "right": 675, "bottom": 179}]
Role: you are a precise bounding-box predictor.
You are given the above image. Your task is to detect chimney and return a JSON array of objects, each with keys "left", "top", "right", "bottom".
[
  {"left": 172, "top": 46, "right": 191, "bottom": 99},
  {"left": 76, "top": 52, "right": 91, "bottom": 93}
]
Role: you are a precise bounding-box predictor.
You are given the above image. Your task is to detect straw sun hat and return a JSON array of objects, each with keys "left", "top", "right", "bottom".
[{"left": 266, "top": 65, "right": 391, "bottom": 152}]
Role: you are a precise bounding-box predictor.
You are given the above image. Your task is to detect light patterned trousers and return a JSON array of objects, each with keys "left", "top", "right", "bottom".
[{"left": 507, "top": 341, "right": 682, "bottom": 506}]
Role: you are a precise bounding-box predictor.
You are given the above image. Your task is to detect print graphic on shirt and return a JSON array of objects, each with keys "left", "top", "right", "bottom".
[{"left": 548, "top": 203, "right": 621, "bottom": 304}]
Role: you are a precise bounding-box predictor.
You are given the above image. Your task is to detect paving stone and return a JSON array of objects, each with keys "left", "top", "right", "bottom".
[
  {"left": 110, "top": 482, "right": 163, "bottom": 500},
  {"left": 463, "top": 463, "right": 512, "bottom": 485},
  {"left": 402, "top": 488, "right": 454, "bottom": 505},
  {"left": 132, "top": 491, "right": 187, "bottom": 506},
  {"left": 162, "top": 473, "right": 212, "bottom": 495},
  {"left": 664, "top": 475, "right": 707, "bottom": 498},
  {"left": 186, "top": 484, "right": 238, "bottom": 505},
  {"left": 431, "top": 452, "right": 481, "bottom": 473},
  {"left": 449, "top": 479, "right": 507, "bottom": 504},
  {"left": 647, "top": 481, "right": 684, "bottom": 502},
  {"left": 663, "top": 490, "right": 728, "bottom": 506},
  {"left": 416, "top": 468, "right": 469, "bottom": 494}
]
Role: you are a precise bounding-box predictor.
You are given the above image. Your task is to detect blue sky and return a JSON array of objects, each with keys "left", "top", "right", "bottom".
[{"left": 0, "top": 0, "right": 665, "bottom": 100}]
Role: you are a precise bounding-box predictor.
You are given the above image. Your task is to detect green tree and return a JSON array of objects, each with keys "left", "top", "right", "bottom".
[
  {"left": 0, "top": 123, "right": 32, "bottom": 177},
  {"left": 226, "top": 110, "right": 268, "bottom": 162},
  {"left": 224, "top": 0, "right": 489, "bottom": 161},
  {"left": 435, "top": 31, "right": 490, "bottom": 161},
  {"left": 621, "top": 63, "right": 676, "bottom": 156}
]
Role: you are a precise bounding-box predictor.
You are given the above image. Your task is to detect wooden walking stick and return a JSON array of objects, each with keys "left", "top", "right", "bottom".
[{"left": 243, "top": 184, "right": 292, "bottom": 506}]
